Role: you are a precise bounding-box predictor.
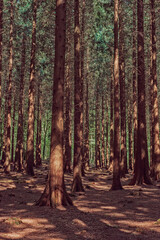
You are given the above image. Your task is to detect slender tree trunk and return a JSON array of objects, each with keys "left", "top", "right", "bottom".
[
  {"left": 36, "top": 81, "right": 42, "bottom": 167},
  {"left": 11, "top": 94, "right": 16, "bottom": 163},
  {"left": 106, "top": 103, "right": 109, "bottom": 168},
  {"left": 109, "top": 59, "right": 114, "bottom": 171},
  {"left": 63, "top": 0, "right": 72, "bottom": 173},
  {"left": 149, "top": 0, "right": 160, "bottom": 180},
  {"left": 119, "top": 0, "right": 127, "bottom": 177},
  {"left": 36, "top": 0, "right": 72, "bottom": 207},
  {"left": 71, "top": 0, "right": 84, "bottom": 192},
  {"left": 0, "top": 0, "right": 3, "bottom": 158},
  {"left": 111, "top": 0, "right": 122, "bottom": 190},
  {"left": 101, "top": 96, "right": 105, "bottom": 168},
  {"left": 130, "top": 0, "right": 152, "bottom": 185},
  {"left": 84, "top": 82, "right": 89, "bottom": 170},
  {"left": 14, "top": 34, "right": 25, "bottom": 172},
  {"left": 4, "top": 0, "right": 13, "bottom": 173},
  {"left": 132, "top": 0, "right": 137, "bottom": 169},
  {"left": 95, "top": 87, "right": 101, "bottom": 169},
  {"left": 42, "top": 114, "right": 49, "bottom": 160},
  {"left": 26, "top": 0, "right": 37, "bottom": 176}
]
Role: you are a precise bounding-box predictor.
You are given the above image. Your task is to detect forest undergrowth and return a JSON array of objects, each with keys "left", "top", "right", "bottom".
[{"left": 0, "top": 163, "right": 160, "bottom": 240}]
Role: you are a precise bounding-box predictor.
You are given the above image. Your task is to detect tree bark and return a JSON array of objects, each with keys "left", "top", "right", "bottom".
[
  {"left": 36, "top": 80, "right": 42, "bottom": 167},
  {"left": 119, "top": 0, "right": 127, "bottom": 177},
  {"left": 149, "top": 0, "right": 160, "bottom": 180},
  {"left": 14, "top": 34, "right": 26, "bottom": 172},
  {"left": 0, "top": 0, "right": 3, "bottom": 158},
  {"left": 111, "top": 0, "right": 122, "bottom": 190},
  {"left": 71, "top": 0, "right": 84, "bottom": 192},
  {"left": 101, "top": 96, "right": 105, "bottom": 168},
  {"left": 130, "top": 0, "right": 152, "bottom": 185},
  {"left": 36, "top": 0, "right": 72, "bottom": 207},
  {"left": 26, "top": 0, "right": 37, "bottom": 176},
  {"left": 4, "top": 0, "right": 13, "bottom": 173}
]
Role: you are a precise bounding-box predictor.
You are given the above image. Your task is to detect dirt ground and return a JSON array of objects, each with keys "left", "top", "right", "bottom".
[{"left": 0, "top": 164, "right": 160, "bottom": 240}]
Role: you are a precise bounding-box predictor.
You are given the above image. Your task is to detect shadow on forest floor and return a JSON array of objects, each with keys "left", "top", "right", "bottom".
[{"left": 0, "top": 164, "right": 160, "bottom": 240}]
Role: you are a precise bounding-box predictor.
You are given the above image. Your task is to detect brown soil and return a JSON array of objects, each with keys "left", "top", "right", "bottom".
[{"left": 0, "top": 164, "right": 160, "bottom": 240}]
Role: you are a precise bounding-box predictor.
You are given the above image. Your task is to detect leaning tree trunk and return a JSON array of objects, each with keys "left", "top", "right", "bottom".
[
  {"left": 26, "top": 0, "right": 37, "bottom": 176},
  {"left": 149, "top": 0, "right": 160, "bottom": 180},
  {"left": 71, "top": 0, "right": 84, "bottom": 192},
  {"left": 14, "top": 34, "right": 26, "bottom": 172},
  {"left": 111, "top": 0, "right": 122, "bottom": 190},
  {"left": 130, "top": 0, "right": 152, "bottom": 185},
  {"left": 11, "top": 93, "right": 16, "bottom": 163},
  {"left": 4, "top": 0, "right": 13, "bottom": 173},
  {"left": 36, "top": 0, "right": 72, "bottom": 207}
]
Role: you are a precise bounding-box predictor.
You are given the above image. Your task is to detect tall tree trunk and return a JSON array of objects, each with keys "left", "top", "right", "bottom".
[
  {"left": 111, "top": 0, "right": 122, "bottom": 190},
  {"left": 36, "top": 81, "right": 42, "bottom": 167},
  {"left": 14, "top": 34, "right": 26, "bottom": 172},
  {"left": 63, "top": 0, "right": 72, "bottom": 173},
  {"left": 130, "top": 0, "right": 152, "bottom": 185},
  {"left": 101, "top": 96, "right": 105, "bottom": 168},
  {"left": 109, "top": 58, "right": 114, "bottom": 171},
  {"left": 132, "top": 0, "right": 137, "bottom": 170},
  {"left": 149, "top": 0, "right": 160, "bottom": 180},
  {"left": 26, "top": 0, "right": 37, "bottom": 176},
  {"left": 106, "top": 102, "right": 109, "bottom": 168},
  {"left": 36, "top": 0, "right": 72, "bottom": 207},
  {"left": 119, "top": 0, "right": 127, "bottom": 177},
  {"left": 71, "top": 0, "right": 84, "bottom": 192},
  {"left": 4, "top": 0, "right": 13, "bottom": 173},
  {"left": 0, "top": 0, "right": 3, "bottom": 158},
  {"left": 95, "top": 87, "right": 101, "bottom": 169},
  {"left": 83, "top": 82, "right": 89, "bottom": 170},
  {"left": 11, "top": 93, "right": 16, "bottom": 163}
]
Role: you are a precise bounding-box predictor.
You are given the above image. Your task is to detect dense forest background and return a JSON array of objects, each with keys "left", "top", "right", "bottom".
[{"left": 0, "top": 0, "right": 160, "bottom": 203}]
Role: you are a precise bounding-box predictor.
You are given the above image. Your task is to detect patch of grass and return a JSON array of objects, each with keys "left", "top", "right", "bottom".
[{"left": 5, "top": 217, "right": 22, "bottom": 225}]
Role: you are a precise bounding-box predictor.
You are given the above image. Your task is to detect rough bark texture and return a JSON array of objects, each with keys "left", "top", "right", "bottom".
[
  {"left": 26, "top": 0, "right": 37, "bottom": 176},
  {"left": 149, "top": 0, "right": 160, "bottom": 180},
  {"left": 37, "top": 0, "right": 72, "bottom": 207},
  {"left": 119, "top": 0, "right": 127, "bottom": 177},
  {"left": 0, "top": 0, "right": 3, "bottom": 158},
  {"left": 4, "top": 0, "right": 13, "bottom": 173},
  {"left": 71, "top": 0, "right": 84, "bottom": 192},
  {"left": 15, "top": 34, "right": 25, "bottom": 172},
  {"left": 130, "top": 0, "right": 152, "bottom": 185},
  {"left": 111, "top": 0, "right": 122, "bottom": 190}
]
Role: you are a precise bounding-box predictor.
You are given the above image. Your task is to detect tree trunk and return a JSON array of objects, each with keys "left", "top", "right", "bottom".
[
  {"left": 149, "top": 0, "right": 160, "bottom": 180},
  {"left": 14, "top": 34, "right": 26, "bottom": 172},
  {"left": 11, "top": 93, "right": 16, "bottom": 163},
  {"left": 0, "top": 0, "right": 3, "bottom": 158},
  {"left": 95, "top": 87, "right": 101, "bottom": 169},
  {"left": 71, "top": 0, "right": 84, "bottom": 192},
  {"left": 111, "top": 0, "right": 122, "bottom": 190},
  {"left": 36, "top": 0, "right": 72, "bottom": 207},
  {"left": 83, "top": 82, "right": 89, "bottom": 170},
  {"left": 36, "top": 81, "right": 42, "bottom": 167},
  {"left": 119, "top": 0, "right": 127, "bottom": 177},
  {"left": 101, "top": 96, "right": 105, "bottom": 168},
  {"left": 63, "top": 0, "right": 72, "bottom": 173},
  {"left": 26, "top": 0, "right": 37, "bottom": 176},
  {"left": 130, "top": 0, "right": 152, "bottom": 185},
  {"left": 132, "top": 0, "right": 137, "bottom": 170},
  {"left": 109, "top": 58, "right": 114, "bottom": 171},
  {"left": 4, "top": 0, "right": 13, "bottom": 173}
]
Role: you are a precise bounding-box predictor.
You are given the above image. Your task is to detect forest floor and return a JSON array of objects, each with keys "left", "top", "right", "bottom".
[{"left": 0, "top": 163, "right": 160, "bottom": 240}]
